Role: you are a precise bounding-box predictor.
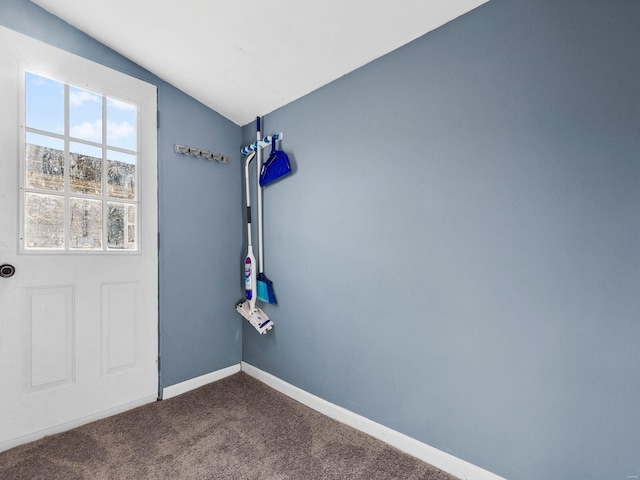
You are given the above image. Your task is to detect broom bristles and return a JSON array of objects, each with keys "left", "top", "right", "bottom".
[{"left": 257, "top": 273, "right": 277, "bottom": 304}]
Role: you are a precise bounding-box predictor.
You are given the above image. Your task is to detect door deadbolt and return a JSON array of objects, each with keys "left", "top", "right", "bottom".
[{"left": 0, "top": 264, "right": 15, "bottom": 278}]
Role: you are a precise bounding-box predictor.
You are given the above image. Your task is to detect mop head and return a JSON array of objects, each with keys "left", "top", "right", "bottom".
[
  {"left": 235, "top": 300, "right": 273, "bottom": 334},
  {"left": 257, "top": 273, "right": 277, "bottom": 304}
]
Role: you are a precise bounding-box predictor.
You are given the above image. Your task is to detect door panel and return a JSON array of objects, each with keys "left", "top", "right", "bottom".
[
  {"left": 101, "top": 281, "right": 140, "bottom": 374},
  {"left": 0, "top": 27, "right": 158, "bottom": 451},
  {"left": 24, "top": 285, "right": 74, "bottom": 392}
]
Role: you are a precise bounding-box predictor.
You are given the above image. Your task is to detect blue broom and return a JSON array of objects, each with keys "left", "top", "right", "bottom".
[{"left": 255, "top": 117, "right": 277, "bottom": 304}]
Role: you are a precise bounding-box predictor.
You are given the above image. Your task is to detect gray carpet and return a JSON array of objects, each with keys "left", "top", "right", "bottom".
[{"left": 0, "top": 372, "right": 457, "bottom": 479}]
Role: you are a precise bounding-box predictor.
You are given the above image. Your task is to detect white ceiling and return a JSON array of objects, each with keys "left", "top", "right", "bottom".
[{"left": 31, "top": 0, "right": 489, "bottom": 126}]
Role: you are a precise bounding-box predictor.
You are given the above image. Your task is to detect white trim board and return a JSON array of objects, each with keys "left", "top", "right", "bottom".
[
  {"left": 162, "top": 364, "right": 241, "bottom": 400},
  {"left": 159, "top": 362, "right": 506, "bottom": 479},
  {"left": 241, "top": 362, "right": 507, "bottom": 480}
]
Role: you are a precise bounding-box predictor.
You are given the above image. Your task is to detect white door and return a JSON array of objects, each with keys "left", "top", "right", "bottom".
[{"left": 0, "top": 27, "right": 158, "bottom": 451}]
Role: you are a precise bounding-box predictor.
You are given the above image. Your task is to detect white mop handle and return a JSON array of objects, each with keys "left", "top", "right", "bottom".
[{"left": 244, "top": 152, "right": 255, "bottom": 243}]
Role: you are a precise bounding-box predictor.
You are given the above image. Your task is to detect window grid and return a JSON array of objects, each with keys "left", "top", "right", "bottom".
[{"left": 22, "top": 72, "right": 139, "bottom": 252}]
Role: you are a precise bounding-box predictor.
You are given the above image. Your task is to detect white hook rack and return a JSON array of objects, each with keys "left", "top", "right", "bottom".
[
  {"left": 174, "top": 144, "right": 229, "bottom": 164},
  {"left": 241, "top": 132, "right": 283, "bottom": 155}
]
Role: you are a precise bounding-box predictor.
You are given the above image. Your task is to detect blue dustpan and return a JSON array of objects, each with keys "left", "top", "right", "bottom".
[{"left": 259, "top": 137, "right": 291, "bottom": 186}]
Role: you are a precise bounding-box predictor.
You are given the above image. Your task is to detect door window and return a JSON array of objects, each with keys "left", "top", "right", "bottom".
[{"left": 23, "top": 72, "right": 139, "bottom": 251}]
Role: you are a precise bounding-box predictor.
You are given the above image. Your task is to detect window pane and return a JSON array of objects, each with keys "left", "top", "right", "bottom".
[
  {"left": 23, "top": 72, "right": 142, "bottom": 253},
  {"left": 25, "top": 72, "right": 64, "bottom": 135},
  {"left": 24, "top": 193, "right": 65, "bottom": 249},
  {"left": 25, "top": 133, "right": 64, "bottom": 191},
  {"left": 70, "top": 198, "right": 102, "bottom": 249},
  {"left": 69, "top": 86, "right": 102, "bottom": 143},
  {"left": 107, "top": 98, "right": 136, "bottom": 151},
  {"left": 107, "top": 202, "right": 136, "bottom": 250},
  {"left": 107, "top": 150, "right": 136, "bottom": 199},
  {"left": 70, "top": 142, "right": 102, "bottom": 195}
]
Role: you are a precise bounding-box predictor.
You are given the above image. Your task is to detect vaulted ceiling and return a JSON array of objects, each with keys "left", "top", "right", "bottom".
[{"left": 31, "top": 0, "right": 489, "bottom": 126}]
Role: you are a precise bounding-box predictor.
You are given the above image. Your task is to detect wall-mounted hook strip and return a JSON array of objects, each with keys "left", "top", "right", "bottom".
[
  {"left": 174, "top": 144, "right": 229, "bottom": 164},
  {"left": 241, "top": 132, "right": 283, "bottom": 155}
]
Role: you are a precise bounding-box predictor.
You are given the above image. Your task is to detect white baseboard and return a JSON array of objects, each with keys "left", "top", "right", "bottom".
[
  {"left": 0, "top": 395, "right": 157, "bottom": 453},
  {"left": 241, "top": 362, "right": 506, "bottom": 480},
  {"left": 162, "top": 363, "right": 241, "bottom": 400}
]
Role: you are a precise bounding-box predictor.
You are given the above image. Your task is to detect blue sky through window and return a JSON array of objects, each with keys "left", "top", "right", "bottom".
[
  {"left": 107, "top": 98, "right": 137, "bottom": 151},
  {"left": 26, "top": 131, "right": 63, "bottom": 150},
  {"left": 108, "top": 150, "right": 136, "bottom": 165},
  {"left": 70, "top": 141, "right": 101, "bottom": 158},
  {"left": 25, "top": 72, "right": 64, "bottom": 134},
  {"left": 69, "top": 86, "right": 102, "bottom": 143},
  {"left": 26, "top": 71, "right": 137, "bottom": 152}
]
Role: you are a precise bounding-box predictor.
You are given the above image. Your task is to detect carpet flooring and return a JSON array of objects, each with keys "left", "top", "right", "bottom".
[{"left": 0, "top": 372, "right": 457, "bottom": 479}]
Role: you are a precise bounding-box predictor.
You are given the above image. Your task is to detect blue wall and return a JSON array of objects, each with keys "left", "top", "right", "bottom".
[
  {"left": 242, "top": 1, "right": 640, "bottom": 479},
  {"left": 4, "top": 0, "right": 640, "bottom": 478},
  {"left": 0, "top": 0, "right": 243, "bottom": 392}
]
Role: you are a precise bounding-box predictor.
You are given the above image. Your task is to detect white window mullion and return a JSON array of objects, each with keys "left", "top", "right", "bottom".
[
  {"left": 135, "top": 109, "right": 141, "bottom": 249},
  {"left": 102, "top": 95, "right": 108, "bottom": 251},
  {"left": 63, "top": 83, "right": 70, "bottom": 251}
]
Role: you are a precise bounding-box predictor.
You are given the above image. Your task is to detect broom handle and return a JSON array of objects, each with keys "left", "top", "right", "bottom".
[{"left": 256, "top": 117, "right": 265, "bottom": 273}]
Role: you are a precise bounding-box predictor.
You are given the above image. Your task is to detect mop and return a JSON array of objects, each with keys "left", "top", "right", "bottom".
[
  {"left": 235, "top": 150, "right": 273, "bottom": 334},
  {"left": 255, "top": 117, "right": 277, "bottom": 304}
]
